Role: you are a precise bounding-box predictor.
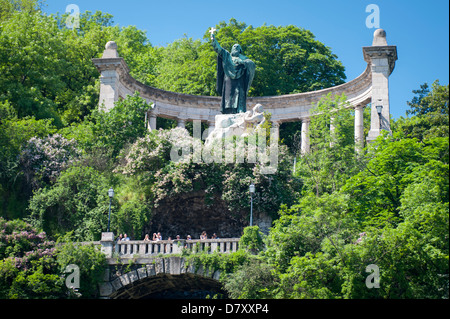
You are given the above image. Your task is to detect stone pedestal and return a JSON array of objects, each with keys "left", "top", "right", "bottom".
[
  {"left": 205, "top": 105, "right": 267, "bottom": 146},
  {"left": 100, "top": 232, "right": 115, "bottom": 258}
]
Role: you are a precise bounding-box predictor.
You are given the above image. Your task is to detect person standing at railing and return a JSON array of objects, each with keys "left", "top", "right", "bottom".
[
  {"left": 200, "top": 231, "right": 207, "bottom": 240},
  {"left": 185, "top": 235, "right": 192, "bottom": 249},
  {"left": 152, "top": 233, "right": 157, "bottom": 241},
  {"left": 122, "top": 233, "right": 130, "bottom": 241},
  {"left": 144, "top": 234, "right": 150, "bottom": 241}
]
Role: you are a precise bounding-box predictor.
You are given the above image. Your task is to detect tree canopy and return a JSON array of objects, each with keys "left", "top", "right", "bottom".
[{"left": 153, "top": 19, "right": 346, "bottom": 97}]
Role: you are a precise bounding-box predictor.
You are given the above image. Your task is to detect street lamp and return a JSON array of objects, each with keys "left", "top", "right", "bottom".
[
  {"left": 107, "top": 188, "right": 114, "bottom": 232},
  {"left": 376, "top": 104, "right": 383, "bottom": 130},
  {"left": 249, "top": 183, "right": 255, "bottom": 226}
]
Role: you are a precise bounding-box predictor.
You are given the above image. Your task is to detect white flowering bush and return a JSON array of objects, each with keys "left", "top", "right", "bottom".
[
  {"left": 117, "top": 127, "right": 299, "bottom": 220},
  {"left": 117, "top": 126, "right": 197, "bottom": 174},
  {"left": 20, "top": 134, "right": 80, "bottom": 189}
]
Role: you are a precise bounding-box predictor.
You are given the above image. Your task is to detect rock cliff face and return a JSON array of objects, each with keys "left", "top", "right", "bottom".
[{"left": 146, "top": 191, "right": 246, "bottom": 240}]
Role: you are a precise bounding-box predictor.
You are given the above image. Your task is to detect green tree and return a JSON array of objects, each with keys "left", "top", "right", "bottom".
[
  {"left": 239, "top": 226, "right": 264, "bottom": 254},
  {"left": 154, "top": 19, "right": 346, "bottom": 98},
  {"left": 154, "top": 37, "right": 216, "bottom": 96},
  {"left": 209, "top": 19, "right": 346, "bottom": 96},
  {"left": 27, "top": 165, "right": 110, "bottom": 241},
  {"left": 296, "top": 93, "right": 360, "bottom": 197},
  {"left": 406, "top": 80, "right": 449, "bottom": 116},
  {"left": 55, "top": 234, "right": 106, "bottom": 299},
  {"left": 0, "top": 112, "right": 56, "bottom": 219},
  {"left": 395, "top": 80, "right": 449, "bottom": 141},
  {"left": 342, "top": 135, "right": 448, "bottom": 229},
  {"left": 0, "top": 217, "right": 106, "bottom": 299},
  {"left": 223, "top": 258, "right": 277, "bottom": 299},
  {"left": 0, "top": 217, "right": 64, "bottom": 299},
  {"left": 89, "top": 93, "right": 150, "bottom": 159}
]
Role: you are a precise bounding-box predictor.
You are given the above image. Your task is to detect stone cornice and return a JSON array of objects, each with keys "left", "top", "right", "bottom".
[
  {"left": 93, "top": 56, "right": 373, "bottom": 123},
  {"left": 363, "top": 45, "right": 398, "bottom": 75}
]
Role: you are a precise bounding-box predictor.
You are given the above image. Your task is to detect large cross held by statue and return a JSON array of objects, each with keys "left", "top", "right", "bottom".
[{"left": 209, "top": 27, "right": 216, "bottom": 39}]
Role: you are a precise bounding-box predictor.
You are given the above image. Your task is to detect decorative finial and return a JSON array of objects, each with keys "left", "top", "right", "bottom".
[
  {"left": 105, "top": 41, "right": 118, "bottom": 50},
  {"left": 372, "top": 29, "right": 387, "bottom": 46},
  {"left": 102, "top": 41, "right": 119, "bottom": 58}
]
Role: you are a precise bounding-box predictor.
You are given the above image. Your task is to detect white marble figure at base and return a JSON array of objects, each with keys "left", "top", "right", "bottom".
[{"left": 205, "top": 104, "right": 266, "bottom": 145}]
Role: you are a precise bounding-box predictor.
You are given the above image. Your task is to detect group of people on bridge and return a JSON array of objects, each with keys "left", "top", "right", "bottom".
[{"left": 116, "top": 231, "right": 219, "bottom": 242}]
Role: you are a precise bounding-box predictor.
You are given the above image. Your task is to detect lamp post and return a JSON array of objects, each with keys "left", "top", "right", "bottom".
[
  {"left": 376, "top": 104, "right": 383, "bottom": 130},
  {"left": 107, "top": 188, "right": 114, "bottom": 232},
  {"left": 249, "top": 183, "right": 255, "bottom": 226}
]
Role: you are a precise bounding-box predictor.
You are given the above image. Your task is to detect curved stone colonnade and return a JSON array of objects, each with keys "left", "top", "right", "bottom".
[{"left": 92, "top": 29, "right": 397, "bottom": 151}]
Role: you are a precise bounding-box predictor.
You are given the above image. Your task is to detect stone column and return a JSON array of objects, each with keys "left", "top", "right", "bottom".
[
  {"left": 354, "top": 104, "right": 364, "bottom": 151},
  {"left": 301, "top": 118, "right": 310, "bottom": 155},
  {"left": 147, "top": 112, "right": 157, "bottom": 131},
  {"left": 271, "top": 120, "right": 280, "bottom": 138},
  {"left": 363, "top": 29, "right": 397, "bottom": 143},
  {"left": 177, "top": 118, "right": 186, "bottom": 129},
  {"left": 330, "top": 115, "right": 336, "bottom": 147}
]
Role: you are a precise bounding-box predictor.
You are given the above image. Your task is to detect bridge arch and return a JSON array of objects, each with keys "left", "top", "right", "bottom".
[
  {"left": 98, "top": 253, "right": 227, "bottom": 299},
  {"left": 109, "top": 272, "right": 225, "bottom": 299}
]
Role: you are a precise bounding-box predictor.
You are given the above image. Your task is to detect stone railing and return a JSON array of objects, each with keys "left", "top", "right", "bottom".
[
  {"left": 115, "top": 238, "right": 239, "bottom": 257},
  {"left": 99, "top": 233, "right": 240, "bottom": 258}
]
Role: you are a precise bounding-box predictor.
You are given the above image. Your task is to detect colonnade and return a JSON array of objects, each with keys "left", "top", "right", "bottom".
[{"left": 92, "top": 29, "right": 397, "bottom": 153}]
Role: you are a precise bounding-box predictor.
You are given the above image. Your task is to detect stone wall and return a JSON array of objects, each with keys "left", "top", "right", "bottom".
[{"left": 143, "top": 190, "right": 273, "bottom": 239}]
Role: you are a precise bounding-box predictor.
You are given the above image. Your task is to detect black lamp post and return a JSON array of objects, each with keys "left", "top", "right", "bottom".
[
  {"left": 249, "top": 183, "right": 255, "bottom": 226},
  {"left": 107, "top": 188, "right": 114, "bottom": 232}
]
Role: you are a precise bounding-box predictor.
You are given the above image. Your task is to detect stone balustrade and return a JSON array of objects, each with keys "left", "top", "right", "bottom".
[{"left": 99, "top": 233, "right": 240, "bottom": 258}]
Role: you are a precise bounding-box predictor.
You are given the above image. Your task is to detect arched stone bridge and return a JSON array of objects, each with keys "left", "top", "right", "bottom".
[{"left": 96, "top": 232, "right": 239, "bottom": 299}]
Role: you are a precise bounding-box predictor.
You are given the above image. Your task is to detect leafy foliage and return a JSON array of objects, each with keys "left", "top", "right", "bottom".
[
  {"left": 154, "top": 19, "right": 346, "bottom": 98},
  {"left": 0, "top": 217, "right": 105, "bottom": 298},
  {"left": 27, "top": 165, "right": 110, "bottom": 241},
  {"left": 223, "top": 82, "right": 449, "bottom": 299}
]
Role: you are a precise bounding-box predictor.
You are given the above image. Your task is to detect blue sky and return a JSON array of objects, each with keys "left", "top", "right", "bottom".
[{"left": 42, "top": 0, "right": 449, "bottom": 119}]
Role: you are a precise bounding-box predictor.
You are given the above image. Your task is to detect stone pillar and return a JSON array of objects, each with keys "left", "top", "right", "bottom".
[
  {"left": 329, "top": 115, "right": 336, "bottom": 147},
  {"left": 271, "top": 120, "right": 280, "bottom": 137},
  {"left": 92, "top": 41, "right": 130, "bottom": 112},
  {"left": 98, "top": 68, "right": 119, "bottom": 111},
  {"left": 354, "top": 104, "right": 364, "bottom": 151},
  {"left": 301, "top": 118, "right": 310, "bottom": 155},
  {"left": 148, "top": 113, "right": 157, "bottom": 131},
  {"left": 363, "top": 29, "right": 397, "bottom": 143},
  {"left": 100, "top": 232, "right": 115, "bottom": 258},
  {"left": 177, "top": 118, "right": 186, "bottom": 129}
]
